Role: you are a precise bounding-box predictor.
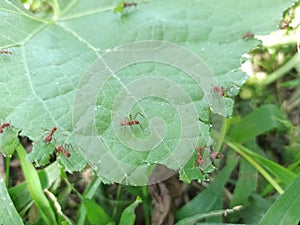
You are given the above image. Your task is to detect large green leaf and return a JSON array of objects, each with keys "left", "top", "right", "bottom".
[{"left": 0, "top": 0, "right": 292, "bottom": 183}]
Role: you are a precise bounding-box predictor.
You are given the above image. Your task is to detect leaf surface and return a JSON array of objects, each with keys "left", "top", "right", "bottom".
[{"left": 0, "top": 0, "right": 292, "bottom": 181}]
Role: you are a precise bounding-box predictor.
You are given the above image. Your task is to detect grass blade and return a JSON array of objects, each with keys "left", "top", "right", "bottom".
[
  {"left": 16, "top": 144, "right": 57, "bottom": 225},
  {"left": 0, "top": 177, "right": 24, "bottom": 225},
  {"left": 228, "top": 142, "right": 297, "bottom": 187},
  {"left": 230, "top": 158, "right": 257, "bottom": 207},
  {"left": 227, "top": 142, "right": 284, "bottom": 194},
  {"left": 230, "top": 104, "right": 286, "bottom": 142},
  {"left": 76, "top": 175, "right": 102, "bottom": 225},
  {"left": 9, "top": 162, "right": 60, "bottom": 213},
  {"left": 84, "top": 198, "right": 112, "bottom": 225},
  {"left": 257, "top": 173, "right": 300, "bottom": 225}
]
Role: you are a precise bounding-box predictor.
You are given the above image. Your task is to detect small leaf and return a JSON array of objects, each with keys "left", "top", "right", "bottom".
[
  {"left": 0, "top": 127, "right": 20, "bottom": 157},
  {"left": 27, "top": 141, "right": 55, "bottom": 166},
  {"left": 119, "top": 197, "right": 142, "bottom": 225},
  {"left": 179, "top": 146, "right": 216, "bottom": 184},
  {"left": 114, "top": 2, "right": 124, "bottom": 14},
  {"left": 84, "top": 198, "right": 112, "bottom": 225}
]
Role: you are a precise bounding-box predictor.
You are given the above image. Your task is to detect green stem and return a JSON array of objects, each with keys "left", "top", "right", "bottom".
[
  {"left": 142, "top": 186, "right": 151, "bottom": 225},
  {"left": 261, "top": 53, "right": 300, "bottom": 86},
  {"left": 112, "top": 184, "right": 123, "bottom": 221},
  {"left": 61, "top": 169, "right": 80, "bottom": 194},
  {"left": 215, "top": 118, "right": 227, "bottom": 152},
  {"left": 5, "top": 157, "right": 11, "bottom": 188},
  {"left": 226, "top": 141, "right": 284, "bottom": 194},
  {"left": 49, "top": 0, "right": 60, "bottom": 18}
]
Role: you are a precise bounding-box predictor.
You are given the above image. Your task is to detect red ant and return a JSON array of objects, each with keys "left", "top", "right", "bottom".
[
  {"left": 121, "top": 112, "right": 144, "bottom": 128},
  {"left": 212, "top": 86, "right": 225, "bottom": 96},
  {"left": 242, "top": 32, "right": 254, "bottom": 39},
  {"left": 0, "top": 50, "right": 12, "bottom": 54},
  {"left": 209, "top": 146, "right": 223, "bottom": 164},
  {"left": 192, "top": 144, "right": 204, "bottom": 169},
  {"left": 45, "top": 127, "right": 57, "bottom": 143},
  {"left": 0, "top": 122, "right": 11, "bottom": 133},
  {"left": 55, "top": 144, "right": 71, "bottom": 158},
  {"left": 193, "top": 145, "right": 223, "bottom": 170},
  {"left": 123, "top": 2, "right": 137, "bottom": 8},
  {"left": 279, "top": 19, "right": 290, "bottom": 29},
  {"left": 196, "top": 146, "right": 204, "bottom": 167}
]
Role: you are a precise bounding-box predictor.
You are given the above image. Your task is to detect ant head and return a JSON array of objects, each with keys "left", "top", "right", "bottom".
[{"left": 193, "top": 143, "right": 203, "bottom": 152}]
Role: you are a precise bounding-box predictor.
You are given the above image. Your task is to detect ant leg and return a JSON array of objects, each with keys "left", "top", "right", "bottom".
[
  {"left": 128, "top": 121, "right": 144, "bottom": 133},
  {"left": 135, "top": 112, "right": 145, "bottom": 119},
  {"left": 135, "top": 112, "right": 145, "bottom": 132},
  {"left": 138, "top": 123, "right": 144, "bottom": 133}
]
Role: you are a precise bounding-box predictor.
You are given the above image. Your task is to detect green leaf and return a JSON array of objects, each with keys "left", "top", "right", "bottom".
[
  {"left": 0, "top": 1, "right": 292, "bottom": 183},
  {"left": 176, "top": 155, "right": 239, "bottom": 219},
  {"left": 119, "top": 197, "right": 142, "bottom": 225},
  {"left": 230, "top": 142, "right": 297, "bottom": 186},
  {"left": 0, "top": 127, "right": 20, "bottom": 157},
  {"left": 113, "top": 2, "right": 124, "bottom": 14},
  {"left": 9, "top": 162, "right": 61, "bottom": 213},
  {"left": 16, "top": 145, "right": 57, "bottom": 225},
  {"left": 76, "top": 176, "right": 102, "bottom": 225},
  {"left": 257, "top": 173, "right": 300, "bottom": 225},
  {"left": 230, "top": 104, "right": 287, "bottom": 142},
  {"left": 239, "top": 193, "right": 272, "bottom": 224},
  {"left": 84, "top": 198, "right": 112, "bottom": 225},
  {"left": 27, "top": 141, "right": 55, "bottom": 166},
  {"left": 197, "top": 223, "right": 245, "bottom": 225},
  {"left": 0, "top": 177, "right": 24, "bottom": 225},
  {"left": 230, "top": 158, "right": 257, "bottom": 207},
  {"left": 179, "top": 146, "right": 220, "bottom": 183}
]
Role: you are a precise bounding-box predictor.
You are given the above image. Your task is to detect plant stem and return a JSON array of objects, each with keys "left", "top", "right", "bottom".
[
  {"left": 215, "top": 118, "right": 227, "bottom": 152},
  {"left": 52, "top": 0, "right": 60, "bottom": 17},
  {"left": 112, "top": 184, "right": 123, "bottom": 221},
  {"left": 142, "top": 186, "right": 151, "bottom": 225},
  {"left": 5, "top": 157, "right": 10, "bottom": 188},
  {"left": 261, "top": 53, "right": 300, "bottom": 86},
  {"left": 226, "top": 141, "right": 284, "bottom": 194}
]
